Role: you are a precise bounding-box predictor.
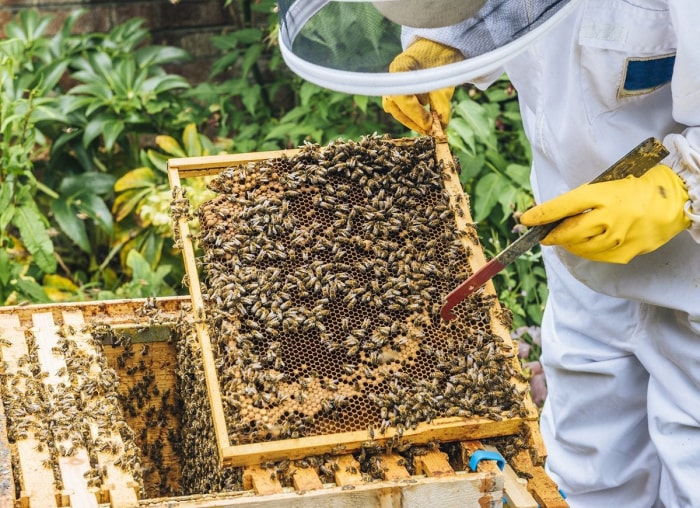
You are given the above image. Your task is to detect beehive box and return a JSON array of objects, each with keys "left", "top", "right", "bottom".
[
  {"left": 0, "top": 297, "right": 564, "bottom": 508},
  {"left": 168, "top": 128, "right": 541, "bottom": 466}
]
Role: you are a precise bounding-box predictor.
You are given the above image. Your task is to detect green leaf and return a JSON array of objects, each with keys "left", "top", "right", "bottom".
[
  {"left": 83, "top": 117, "right": 114, "bottom": 147},
  {"left": 102, "top": 119, "right": 125, "bottom": 151},
  {"left": 13, "top": 205, "right": 56, "bottom": 273},
  {"left": 241, "top": 44, "right": 263, "bottom": 78},
  {"left": 30, "top": 104, "right": 69, "bottom": 124},
  {"left": 0, "top": 183, "right": 12, "bottom": 215},
  {"left": 70, "top": 82, "right": 114, "bottom": 101},
  {"left": 114, "top": 167, "right": 156, "bottom": 192},
  {"left": 140, "top": 232, "right": 164, "bottom": 269},
  {"left": 15, "top": 277, "right": 50, "bottom": 304},
  {"left": 112, "top": 58, "right": 135, "bottom": 97},
  {"left": 472, "top": 172, "right": 502, "bottom": 222},
  {"left": 135, "top": 45, "right": 190, "bottom": 67},
  {"left": 448, "top": 118, "right": 476, "bottom": 156},
  {"left": 299, "top": 82, "right": 320, "bottom": 107},
  {"left": 0, "top": 250, "right": 10, "bottom": 286},
  {"left": 90, "top": 51, "right": 117, "bottom": 87},
  {"left": 209, "top": 50, "right": 240, "bottom": 78},
  {"left": 51, "top": 197, "right": 91, "bottom": 253},
  {"left": 496, "top": 185, "right": 519, "bottom": 220},
  {"left": 155, "top": 135, "right": 187, "bottom": 157},
  {"left": 59, "top": 94, "right": 96, "bottom": 114},
  {"left": 141, "top": 74, "right": 189, "bottom": 94},
  {"left": 112, "top": 187, "right": 152, "bottom": 222},
  {"left": 0, "top": 203, "right": 15, "bottom": 233},
  {"left": 35, "top": 60, "right": 70, "bottom": 93},
  {"left": 504, "top": 163, "right": 531, "bottom": 189},
  {"left": 146, "top": 149, "right": 170, "bottom": 173},
  {"left": 76, "top": 193, "right": 113, "bottom": 235},
  {"left": 59, "top": 172, "right": 116, "bottom": 196},
  {"left": 241, "top": 85, "right": 261, "bottom": 115},
  {"left": 453, "top": 100, "right": 496, "bottom": 149},
  {"left": 354, "top": 95, "right": 369, "bottom": 113},
  {"left": 182, "top": 123, "right": 202, "bottom": 157},
  {"left": 127, "top": 249, "right": 153, "bottom": 282}
]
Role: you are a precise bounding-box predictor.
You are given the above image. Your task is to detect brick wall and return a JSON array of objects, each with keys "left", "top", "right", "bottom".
[{"left": 0, "top": 0, "right": 233, "bottom": 83}]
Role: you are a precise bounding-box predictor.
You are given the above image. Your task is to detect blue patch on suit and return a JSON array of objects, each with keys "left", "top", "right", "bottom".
[{"left": 623, "top": 54, "right": 675, "bottom": 93}]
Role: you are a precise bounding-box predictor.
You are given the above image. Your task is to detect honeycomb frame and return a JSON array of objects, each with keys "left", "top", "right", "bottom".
[{"left": 167, "top": 128, "right": 539, "bottom": 468}]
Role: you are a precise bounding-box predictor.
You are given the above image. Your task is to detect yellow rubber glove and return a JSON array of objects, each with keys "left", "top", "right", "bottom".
[
  {"left": 382, "top": 38, "right": 464, "bottom": 135},
  {"left": 520, "top": 164, "right": 691, "bottom": 264}
]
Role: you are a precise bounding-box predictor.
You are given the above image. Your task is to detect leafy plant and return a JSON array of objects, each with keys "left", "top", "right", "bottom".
[
  {"left": 112, "top": 123, "right": 219, "bottom": 287},
  {"left": 60, "top": 18, "right": 191, "bottom": 158},
  {"left": 0, "top": 8, "right": 201, "bottom": 303},
  {"left": 50, "top": 172, "right": 115, "bottom": 254},
  {"left": 0, "top": 10, "right": 76, "bottom": 304},
  {"left": 447, "top": 81, "right": 547, "bottom": 327},
  {"left": 108, "top": 250, "right": 175, "bottom": 300}
]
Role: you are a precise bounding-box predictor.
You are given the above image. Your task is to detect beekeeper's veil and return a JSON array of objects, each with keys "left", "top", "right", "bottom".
[{"left": 278, "top": 0, "right": 579, "bottom": 95}]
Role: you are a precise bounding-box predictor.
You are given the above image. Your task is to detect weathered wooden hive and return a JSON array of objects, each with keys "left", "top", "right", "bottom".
[{"left": 0, "top": 127, "right": 568, "bottom": 507}]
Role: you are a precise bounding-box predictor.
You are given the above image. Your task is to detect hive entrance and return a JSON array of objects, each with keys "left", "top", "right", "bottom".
[{"left": 169, "top": 134, "right": 536, "bottom": 466}]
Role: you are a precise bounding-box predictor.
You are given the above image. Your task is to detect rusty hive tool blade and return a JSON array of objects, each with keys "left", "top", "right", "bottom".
[{"left": 440, "top": 137, "right": 669, "bottom": 321}]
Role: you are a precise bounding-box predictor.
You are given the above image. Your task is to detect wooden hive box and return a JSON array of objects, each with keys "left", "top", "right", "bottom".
[
  {"left": 0, "top": 297, "right": 565, "bottom": 508},
  {"left": 162, "top": 123, "right": 568, "bottom": 508}
]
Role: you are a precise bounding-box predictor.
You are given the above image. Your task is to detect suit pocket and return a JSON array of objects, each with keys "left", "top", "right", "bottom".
[{"left": 578, "top": 0, "right": 675, "bottom": 121}]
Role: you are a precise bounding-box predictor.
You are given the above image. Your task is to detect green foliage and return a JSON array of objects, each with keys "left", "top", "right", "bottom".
[
  {"left": 0, "top": 5, "right": 546, "bottom": 330},
  {"left": 112, "top": 123, "right": 218, "bottom": 278},
  {"left": 50, "top": 173, "right": 115, "bottom": 254},
  {"left": 59, "top": 18, "right": 191, "bottom": 157},
  {"left": 0, "top": 10, "right": 68, "bottom": 303},
  {"left": 114, "top": 250, "right": 175, "bottom": 299},
  {"left": 0, "top": 8, "right": 193, "bottom": 304},
  {"left": 447, "top": 82, "right": 547, "bottom": 327}
]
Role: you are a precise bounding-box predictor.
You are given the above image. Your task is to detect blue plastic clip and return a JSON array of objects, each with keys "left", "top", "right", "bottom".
[{"left": 468, "top": 449, "right": 505, "bottom": 472}]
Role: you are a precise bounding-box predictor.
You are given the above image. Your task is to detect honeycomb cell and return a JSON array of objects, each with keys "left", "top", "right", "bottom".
[{"left": 197, "top": 135, "right": 527, "bottom": 445}]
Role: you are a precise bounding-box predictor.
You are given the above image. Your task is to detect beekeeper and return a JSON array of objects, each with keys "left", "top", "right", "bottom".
[{"left": 277, "top": 1, "right": 700, "bottom": 505}]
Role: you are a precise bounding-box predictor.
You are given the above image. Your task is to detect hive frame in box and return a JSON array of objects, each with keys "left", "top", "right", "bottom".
[{"left": 167, "top": 127, "right": 540, "bottom": 469}]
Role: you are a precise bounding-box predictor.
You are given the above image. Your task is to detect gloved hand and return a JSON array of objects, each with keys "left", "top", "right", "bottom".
[
  {"left": 382, "top": 38, "right": 464, "bottom": 135},
  {"left": 520, "top": 164, "right": 691, "bottom": 264}
]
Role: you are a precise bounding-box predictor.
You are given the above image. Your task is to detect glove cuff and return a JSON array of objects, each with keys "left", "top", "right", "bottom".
[{"left": 684, "top": 200, "right": 700, "bottom": 222}]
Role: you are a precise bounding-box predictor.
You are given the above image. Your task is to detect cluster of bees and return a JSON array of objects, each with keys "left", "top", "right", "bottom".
[
  {"left": 92, "top": 322, "right": 182, "bottom": 497},
  {"left": 0, "top": 134, "right": 532, "bottom": 502},
  {"left": 255, "top": 429, "right": 531, "bottom": 488},
  {"left": 196, "top": 134, "right": 529, "bottom": 447},
  {"left": 92, "top": 297, "right": 242, "bottom": 497},
  {"left": 171, "top": 310, "right": 242, "bottom": 494},
  {"left": 0, "top": 323, "right": 143, "bottom": 495}
]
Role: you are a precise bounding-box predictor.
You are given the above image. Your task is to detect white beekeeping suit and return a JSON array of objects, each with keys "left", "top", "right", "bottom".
[
  {"left": 503, "top": 3, "right": 700, "bottom": 505},
  {"left": 278, "top": 1, "right": 700, "bottom": 505}
]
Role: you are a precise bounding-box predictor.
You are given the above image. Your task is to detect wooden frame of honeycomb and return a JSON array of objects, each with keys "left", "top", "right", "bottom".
[{"left": 167, "top": 125, "right": 540, "bottom": 469}]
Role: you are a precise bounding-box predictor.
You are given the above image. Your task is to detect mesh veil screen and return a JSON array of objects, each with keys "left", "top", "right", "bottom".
[{"left": 278, "top": 0, "right": 578, "bottom": 95}]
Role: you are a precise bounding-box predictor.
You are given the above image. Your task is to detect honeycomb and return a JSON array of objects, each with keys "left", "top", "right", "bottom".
[{"left": 196, "top": 135, "right": 527, "bottom": 446}]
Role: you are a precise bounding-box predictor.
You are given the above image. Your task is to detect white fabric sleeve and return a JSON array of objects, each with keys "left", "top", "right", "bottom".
[
  {"left": 662, "top": 133, "right": 700, "bottom": 241},
  {"left": 663, "top": 2, "right": 700, "bottom": 242}
]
